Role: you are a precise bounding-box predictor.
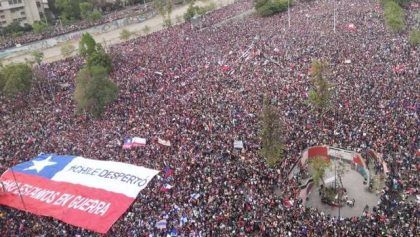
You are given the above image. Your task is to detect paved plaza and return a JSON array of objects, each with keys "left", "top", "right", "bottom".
[{"left": 306, "top": 161, "right": 381, "bottom": 218}]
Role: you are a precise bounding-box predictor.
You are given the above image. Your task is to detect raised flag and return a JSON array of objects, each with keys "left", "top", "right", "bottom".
[
  {"left": 234, "top": 140, "right": 244, "bottom": 150},
  {"left": 158, "top": 138, "right": 171, "bottom": 147},
  {"left": 283, "top": 198, "right": 294, "bottom": 208},
  {"left": 163, "top": 166, "right": 174, "bottom": 178},
  {"left": 123, "top": 137, "right": 146, "bottom": 149},
  {"left": 156, "top": 219, "right": 167, "bottom": 229},
  {"left": 222, "top": 65, "right": 230, "bottom": 71},
  {"left": 123, "top": 138, "right": 133, "bottom": 149},
  {"left": 347, "top": 23, "right": 356, "bottom": 31},
  {"left": 190, "top": 193, "right": 200, "bottom": 200},
  {"left": 180, "top": 214, "right": 188, "bottom": 227},
  {"left": 132, "top": 137, "right": 146, "bottom": 147},
  {"left": 160, "top": 184, "right": 173, "bottom": 192},
  {"left": 0, "top": 154, "right": 159, "bottom": 233}
]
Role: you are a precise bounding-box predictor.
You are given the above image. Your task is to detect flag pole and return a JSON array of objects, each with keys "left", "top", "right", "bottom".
[
  {"left": 288, "top": 0, "right": 291, "bottom": 28},
  {"left": 10, "top": 167, "right": 27, "bottom": 211},
  {"left": 0, "top": 181, "right": 5, "bottom": 193},
  {"left": 333, "top": 0, "right": 336, "bottom": 33}
]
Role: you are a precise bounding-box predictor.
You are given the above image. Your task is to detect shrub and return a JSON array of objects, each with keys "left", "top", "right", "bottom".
[
  {"left": 61, "top": 42, "right": 75, "bottom": 58},
  {"left": 184, "top": 4, "right": 198, "bottom": 21},
  {"left": 31, "top": 51, "right": 44, "bottom": 65},
  {"left": 120, "top": 29, "right": 132, "bottom": 41},
  {"left": 142, "top": 25, "right": 151, "bottom": 34}
]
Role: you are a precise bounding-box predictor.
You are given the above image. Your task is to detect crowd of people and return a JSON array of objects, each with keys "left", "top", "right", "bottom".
[
  {"left": 0, "top": 0, "right": 418, "bottom": 236},
  {"left": 0, "top": 3, "right": 153, "bottom": 51}
]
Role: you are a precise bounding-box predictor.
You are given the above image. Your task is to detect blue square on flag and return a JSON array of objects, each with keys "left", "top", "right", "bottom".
[{"left": 12, "top": 154, "right": 74, "bottom": 179}]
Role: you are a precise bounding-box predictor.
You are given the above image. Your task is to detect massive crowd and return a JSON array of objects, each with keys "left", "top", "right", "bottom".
[
  {"left": 0, "top": 3, "right": 152, "bottom": 51},
  {"left": 0, "top": 0, "right": 418, "bottom": 236}
]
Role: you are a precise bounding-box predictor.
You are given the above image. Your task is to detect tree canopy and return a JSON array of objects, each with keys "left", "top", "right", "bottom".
[
  {"left": 183, "top": 2, "right": 216, "bottom": 21},
  {"left": 308, "top": 60, "right": 331, "bottom": 114},
  {"left": 80, "top": 2, "right": 94, "bottom": 20},
  {"left": 0, "top": 63, "right": 33, "bottom": 97},
  {"left": 79, "top": 33, "right": 112, "bottom": 72},
  {"left": 55, "top": 0, "right": 82, "bottom": 23},
  {"left": 32, "top": 21, "right": 48, "bottom": 34},
  {"left": 308, "top": 156, "right": 331, "bottom": 186},
  {"left": 74, "top": 66, "right": 118, "bottom": 117},
  {"left": 86, "top": 44, "right": 112, "bottom": 73},
  {"left": 260, "top": 98, "right": 284, "bottom": 167},
  {"left": 255, "top": 0, "right": 292, "bottom": 17},
  {"left": 381, "top": 0, "right": 405, "bottom": 32},
  {"left": 79, "top": 33, "right": 98, "bottom": 59}
]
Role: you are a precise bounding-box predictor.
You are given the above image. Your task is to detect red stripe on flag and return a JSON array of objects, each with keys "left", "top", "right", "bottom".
[{"left": 0, "top": 171, "right": 135, "bottom": 233}]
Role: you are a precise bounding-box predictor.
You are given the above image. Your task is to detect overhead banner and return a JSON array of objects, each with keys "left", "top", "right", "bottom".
[{"left": 0, "top": 154, "right": 159, "bottom": 233}]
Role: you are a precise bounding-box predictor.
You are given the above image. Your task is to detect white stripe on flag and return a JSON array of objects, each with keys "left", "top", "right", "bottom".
[{"left": 51, "top": 157, "right": 159, "bottom": 198}]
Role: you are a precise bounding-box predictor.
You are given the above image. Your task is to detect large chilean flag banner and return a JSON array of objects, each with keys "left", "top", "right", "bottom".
[{"left": 0, "top": 154, "right": 159, "bottom": 233}]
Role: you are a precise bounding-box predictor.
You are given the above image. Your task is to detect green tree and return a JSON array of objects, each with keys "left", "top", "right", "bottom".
[
  {"left": 88, "top": 9, "right": 102, "bottom": 22},
  {"left": 79, "top": 33, "right": 112, "bottom": 71},
  {"left": 308, "top": 60, "right": 331, "bottom": 114},
  {"left": 80, "top": 2, "right": 94, "bottom": 20},
  {"left": 255, "top": 0, "right": 292, "bottom": 17},
  {"left": 0, "top": 63, "right": 33, "bottom": 97},
  {"left": 55, "top": 0, "right": 81, "bottom": 22},
  {"left": 87, "top": 44, "right": 112, "bottom": 73},
  {"left": 79, "top": 33, "right": 97, "bottom": 59},
  {"left": 31, "top": 51, "right": 44, "bottom": 65},
  {"left": 408, "top": 30, "right": 420, "bottom": 46},
  {"left": 2, "top": 21, "right": 27, "bottom": 35},
  {"left": 382, "top": 0, "right": 405, "bottom": 32},
  {"left": 32, "top": 21, "right": 48, "bottom": 34},
  {"left": 74, "top": 66, "right": 118, "bottom": 117},
  {"left": 260, "top": 98, "right": 284, "bottom": 167},
  {"left": 120, "top": 29, "right": 132, "bottom": 41},
  {"left": 308, "top": 156, "right": 331, "bottom": 186},
  {"left": 61, "top": 42, "right": 76, "bottom": 58}
]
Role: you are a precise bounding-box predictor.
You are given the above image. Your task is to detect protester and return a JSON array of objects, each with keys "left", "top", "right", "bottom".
[{"left": 0, "top": 0, "right": 418, "bottom": 236}]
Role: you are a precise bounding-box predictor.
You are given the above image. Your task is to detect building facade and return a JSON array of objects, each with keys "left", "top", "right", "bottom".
[{"left": 0, "top": 0, "right": 49, "bottom": 28}]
